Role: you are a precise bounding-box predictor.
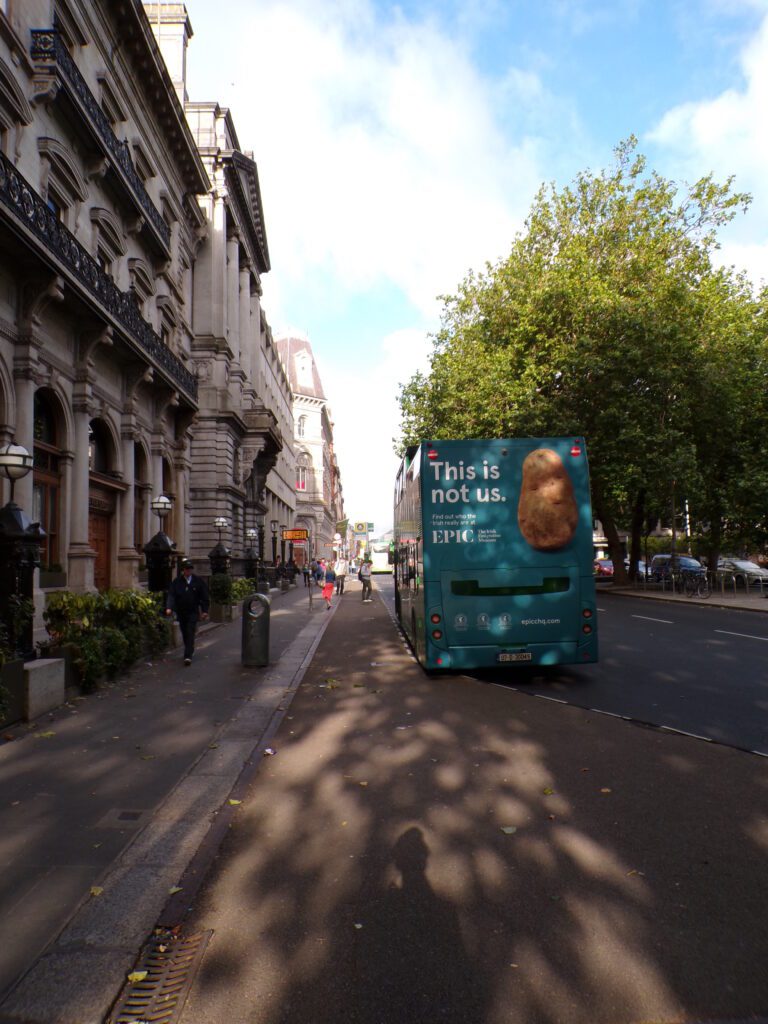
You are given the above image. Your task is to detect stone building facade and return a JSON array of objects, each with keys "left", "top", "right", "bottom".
[
  {"left": 148, "top": 5, "right": 294, "bottom": 567},
  {"left": 0, "top": 0, "right": 294, "bottom": 601},
  {"left": 274, "top": 335, "right": 343, "bottom": 564},
  {"left": 0, "top": 0, "right": 208, "bottom": 594}
]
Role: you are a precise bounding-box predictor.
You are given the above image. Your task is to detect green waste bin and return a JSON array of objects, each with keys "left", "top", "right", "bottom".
[{"left": 242, "top": 592, "right": 270, "bottom": 666}]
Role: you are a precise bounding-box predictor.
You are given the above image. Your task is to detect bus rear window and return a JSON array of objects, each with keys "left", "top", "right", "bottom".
[{"left": 451, "top": 578, "right": 570, "bottom": 597}]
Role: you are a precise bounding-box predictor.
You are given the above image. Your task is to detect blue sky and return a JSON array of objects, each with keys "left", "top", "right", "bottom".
[{"left": 181, "top": 0, "right": 768, "bottom": 533}]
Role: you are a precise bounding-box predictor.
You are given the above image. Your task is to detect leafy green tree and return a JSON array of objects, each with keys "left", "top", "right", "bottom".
[{"left": 398, "top": 138, "right": 757, "bottom": 580}]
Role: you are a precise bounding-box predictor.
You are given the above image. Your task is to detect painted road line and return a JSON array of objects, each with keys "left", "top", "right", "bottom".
[
  {"left": 660, "top": 726, "right": 712, "bottom": 742},
  {"left": 715, "top": 629, "right": 768, "bottom": 642},
  {"left": 632, "top": 614, "right": 674, "bottom": 624}
]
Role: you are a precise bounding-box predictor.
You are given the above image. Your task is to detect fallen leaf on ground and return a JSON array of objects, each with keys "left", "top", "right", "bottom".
[
  {"left": 168, "top": 886, "right": 183, "bottom": 895},
  {"left": 35, "top": 732, "right": 56, "bottom": 739},
  {"left": 263, "top": 748, "right": 276, "bottom": 756},
  {"left": 353, "top": 923, "right": 363, "bottom": 930},
  {"left": 600, "top": 788, "right": 612, "bottom": 794},
  {"left": 543, "top": 787, "right": 554, "bottom": 795},
  {"left": 90, "top": 886, "right": 103, "bottom": 897},
  {"left": 141, "top": 755, "right": 155, "bottom": 761},
  {"left": 359, "top": 781, "right": 368, "bottom": 787},
  {"left": 228, "top": 799, "right": 242, "bottom": 806},
  {"left": 127, "top": 970, "right": 148, "bottom": 983},
  {"left": 500, "top": 826, "right": 517, "bottom": 835}
]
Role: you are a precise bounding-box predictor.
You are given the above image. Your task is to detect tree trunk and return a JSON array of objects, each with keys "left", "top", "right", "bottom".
[
  {"left": 593, "top": 488, "right": 628, "bottom": 584},
  {"left": 628, "top": 488, "right": 646, "bottom": 580}
]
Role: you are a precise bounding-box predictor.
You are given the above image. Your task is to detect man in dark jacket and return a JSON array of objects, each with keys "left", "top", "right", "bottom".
[{"left": 165, "top": 559, "right": 210, "bottom": 665}]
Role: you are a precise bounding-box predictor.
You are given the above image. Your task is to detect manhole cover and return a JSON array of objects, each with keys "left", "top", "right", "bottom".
[{"left": 107, "top": 929, "right": 212, "bottom": 1023}]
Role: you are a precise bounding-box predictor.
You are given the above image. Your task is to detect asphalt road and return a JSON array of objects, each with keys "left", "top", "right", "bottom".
[
  {"left": 377, "top": 577, "right": 768, "bottom": 756},
  {"left": 179, "top": 579, "right": 768, "bottom": 1024}
]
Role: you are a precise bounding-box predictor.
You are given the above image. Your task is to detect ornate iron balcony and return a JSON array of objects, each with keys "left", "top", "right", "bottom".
[
  {"left": 30, "top": 29, "right": 171, "bottom": 252},
  {"left": 0, "top": 150, "right": 196, "bottom": 401}
]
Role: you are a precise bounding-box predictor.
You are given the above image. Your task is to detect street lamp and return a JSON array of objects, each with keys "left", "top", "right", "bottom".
[
  {"left": 214, "top": 516, "right": 229, "bottom": 543},
  {"left": 209, "top": 517, "right": 231, "bottom": 576},
  {"left": 0, "top": 440, "right": 34, "bottom": 504},
  {"left": 255, "top": 511, "right": 266, "bottom": 562},
  {"left": 270, "top": 518, "right": 278, "bottom": 565},
  {"left": 0, "top": 440, "right": 43, "bottom": 660},
  {"left": 144, "top": 495, "right": 176, "bottom": 593},
  {"left": 245, "top": 527, "right": 258, "bottom": 578},
  {"left": 150, "top": 494, "right": 172, "bottom": 524}
]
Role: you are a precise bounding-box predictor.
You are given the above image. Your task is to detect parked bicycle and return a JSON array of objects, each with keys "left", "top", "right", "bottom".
[{"left": 683, "top": 571, "right": 711, "bottom": 599}]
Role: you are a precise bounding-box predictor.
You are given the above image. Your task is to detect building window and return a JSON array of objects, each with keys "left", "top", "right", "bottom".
[
  {"left": 296, "top": 466, "right": 307, "bottom": 491},
  {"left": 297, "top": 415, "right": 307, "bottom": 437}
]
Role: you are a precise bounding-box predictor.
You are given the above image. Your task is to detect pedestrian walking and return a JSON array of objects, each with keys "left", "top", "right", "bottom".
[
  {"left": 165, "top": 559, "right": 210, "bottom": 665},
  {"left": 322, "top": 561, "right": 337, "bottom": 609},
  {"left": 302, "top": 562, "right": 311, "bottom": 587},
  {"left": 314, "top": 559, "right": 325, "bottom": 586},
  {"left": 335, "top": 555, "right": 348, "bottom": 595},
  {"left": 359, "top": 557, "right": 373, "bottom": 602}
]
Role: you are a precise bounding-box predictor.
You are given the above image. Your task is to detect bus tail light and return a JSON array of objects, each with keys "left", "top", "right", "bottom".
[
  {"left": 582, "top": 608, "right": 593, "bottom": 618},
  {"left": 430, "top": 613, "right": 442, "bottom": 624},
  {"left": 582, "top": 623, "right": 592, "bottom": 635},
  {"left": 431, "top": 629, "right": 443, "bottom": 640}
]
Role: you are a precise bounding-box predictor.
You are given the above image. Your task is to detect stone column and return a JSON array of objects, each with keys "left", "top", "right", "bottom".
[
  {"left": 239, "top": 264, "right": 251, "bottom": 383},
  {"left": 67, "top": 397, "right": 95, "bottom": 591},
  {"left": 12, "top": 371, "right": 35, "bottom": 512},
  {"left": 227, "top": 235, "right": 240, "bottom": 364},
  {"left": 116, "top": 430, "right": 139, "bottom": 587}
]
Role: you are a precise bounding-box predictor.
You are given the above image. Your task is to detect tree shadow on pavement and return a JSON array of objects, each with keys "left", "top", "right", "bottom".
[{"left": 181, "top": 596, "right": 768, "bottom": 1024}]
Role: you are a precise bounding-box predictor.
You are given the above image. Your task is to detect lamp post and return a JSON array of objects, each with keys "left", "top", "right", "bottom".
[
  {"left": 143, "top": 495, "right": 176, "bottom": 594},
  {"left": 0, "top": 440, "right": 44, "bottom": 661},
  {"left": 270, "top": 519, "right": 278, "bottom": 565},
  {"left": 245, "top": 528, "right": 258, "bottom": 579},
  {"left": 256, "top": 512, "right": 266, "bottom": 563},
  {"left": 209, "top": 516, "right": 231, "bottom": 576}
]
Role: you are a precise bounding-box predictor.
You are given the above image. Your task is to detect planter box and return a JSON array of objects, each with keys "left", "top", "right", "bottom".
[
  {"left": 0, "top": 660, "right": 25, "bottom": 726},
  {"left": 24, "top": 659, "right": 65, "bottom": 720},
  {"left": 0, "top": 658, "right": 65, "bottom": 724},
  {"left": 39, "top": 571, "right": 67, "bottom": 588},
  {"left": 209, "top": 603, "right": 234, "bottom": 623}
]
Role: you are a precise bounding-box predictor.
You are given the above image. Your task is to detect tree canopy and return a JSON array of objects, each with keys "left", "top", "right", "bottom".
[{"left": 398, "top": 138, "right": 767, "bottom": 577}]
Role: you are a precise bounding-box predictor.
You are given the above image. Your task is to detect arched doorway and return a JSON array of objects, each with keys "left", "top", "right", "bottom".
[{"left": 88, "top": 418, "right": 122, "bottom": 591}]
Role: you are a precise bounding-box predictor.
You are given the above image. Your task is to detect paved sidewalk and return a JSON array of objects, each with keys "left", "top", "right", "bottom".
[
  {"left": 600, "top": 579, "right": 768, "bottom": 612},
  {"left": 0, "top": 582, "right": 334, "bottom": 1024}
]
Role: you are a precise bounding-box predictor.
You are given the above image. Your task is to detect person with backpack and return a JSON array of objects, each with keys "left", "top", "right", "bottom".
[{"left": 322, "top": 561, "right": 337, "bottom": 609}]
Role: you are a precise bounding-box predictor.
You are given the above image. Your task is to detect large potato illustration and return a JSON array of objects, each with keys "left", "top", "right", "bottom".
[{"left": 517, "top": 449, "right": 579, "bottom": 550}]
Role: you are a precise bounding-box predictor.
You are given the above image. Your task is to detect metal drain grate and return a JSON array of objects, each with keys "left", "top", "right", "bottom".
[{"left": 108, "top": 929, "right": 212, "bottom": 1023}]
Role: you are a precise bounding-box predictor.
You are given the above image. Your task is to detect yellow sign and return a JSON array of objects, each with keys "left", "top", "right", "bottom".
[{"left": 354, "top": 521, "right": 367, "bottom": 533}]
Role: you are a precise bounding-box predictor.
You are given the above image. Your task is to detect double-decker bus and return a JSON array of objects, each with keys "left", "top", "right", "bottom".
[{"left": 394, "top": 438, "right": 598, "bottom": 671}]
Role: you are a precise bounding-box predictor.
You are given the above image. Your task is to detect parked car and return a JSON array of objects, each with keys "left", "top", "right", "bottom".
[
  {"left": 649, "top": 554, "right": 706, "bottom": 582},
  {"left": 624, "top": 557, "right": 647, "bottom": 576},
  {"left": 593, "top": 558, "right": 614, "bottom": 577},
  {"left": 716, "top": 558, "right": 768, "bottom": 588}
]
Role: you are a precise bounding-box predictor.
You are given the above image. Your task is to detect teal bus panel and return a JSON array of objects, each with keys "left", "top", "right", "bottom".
[{"left": 394, "top": 438, "right": 598, "bottom": 671}]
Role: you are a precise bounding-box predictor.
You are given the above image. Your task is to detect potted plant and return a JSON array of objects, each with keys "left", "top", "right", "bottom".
[{"left": 209, "top": 573, "right": 234, "bottom": 622}]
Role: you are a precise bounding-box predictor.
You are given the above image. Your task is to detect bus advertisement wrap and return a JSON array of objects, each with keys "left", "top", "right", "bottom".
[{"left": 393, "top": 438, "right": 597, "bottom": 671}]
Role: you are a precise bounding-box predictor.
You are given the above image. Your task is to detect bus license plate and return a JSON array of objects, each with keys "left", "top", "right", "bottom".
[{"left": 498, "top": 651, "right": 532, "bottom": 663}]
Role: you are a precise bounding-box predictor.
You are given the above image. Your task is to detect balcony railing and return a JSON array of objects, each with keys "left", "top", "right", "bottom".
[
  {"left": 30, "top": 29, "right": 171, "bottom": 253},
  {"left": 0, "top": 150, "right": 196, "bottom": 401}
]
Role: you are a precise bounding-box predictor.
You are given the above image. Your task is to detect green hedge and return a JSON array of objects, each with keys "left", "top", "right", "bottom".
[{"left": 41, "top": 589, "right": 168, "bottom": 691}]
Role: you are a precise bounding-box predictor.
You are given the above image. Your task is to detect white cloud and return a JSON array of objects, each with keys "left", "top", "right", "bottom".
[
  {"left": 184, "top": 0, "right": 548, "bottom": 529},
  {"left": 186, "top": 0, "right": 542, "bottom": 320},
  {"left": 649, "top": 10, "right": 768, "bottom": 287},
  {"left": 324, "top": 328, "right": 433, "bottom": 532}
]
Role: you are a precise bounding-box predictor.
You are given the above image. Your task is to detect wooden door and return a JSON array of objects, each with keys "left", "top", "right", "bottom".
[{"left": 89, "top": 513, "right": 111, "bottom": 591}]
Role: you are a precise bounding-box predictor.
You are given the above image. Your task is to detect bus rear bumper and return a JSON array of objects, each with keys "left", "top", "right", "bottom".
[{"left": 425, "top": 639, "right": 598, "bottom": 671}]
